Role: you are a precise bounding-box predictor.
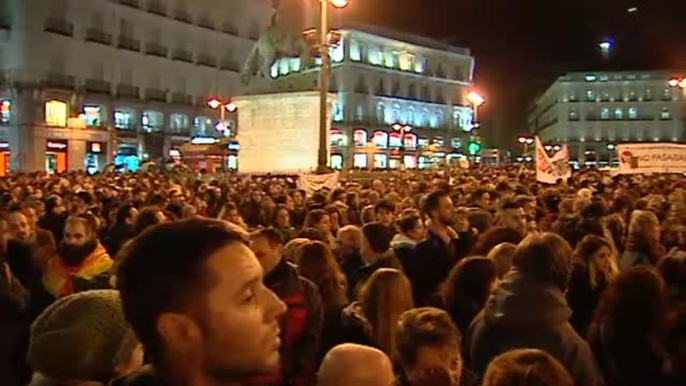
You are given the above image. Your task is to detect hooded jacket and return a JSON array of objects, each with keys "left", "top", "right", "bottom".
[{"left": 467, "top": 268, "right": 604, "bottom": 386}]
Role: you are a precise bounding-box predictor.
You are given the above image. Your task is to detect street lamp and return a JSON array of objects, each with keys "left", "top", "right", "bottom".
[
  {"left": 466, "top": 91, "right": 486, "bottom": 126},
  {"left": 517, "top": 136, "right": 534, "bottom": 156},
  {"left": 391, "top": 123, "right": 412, "bottom": 166},
  {"left": 317, "top": 0, "right": 350, "bottom": 174},
  {"left": 207, "top": 97, "right": 238, "bottom": 171}
]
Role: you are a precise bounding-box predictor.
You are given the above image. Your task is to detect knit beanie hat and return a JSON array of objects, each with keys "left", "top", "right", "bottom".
[{"left": 28, "top": 290, "right": 139, "bottom": 382}]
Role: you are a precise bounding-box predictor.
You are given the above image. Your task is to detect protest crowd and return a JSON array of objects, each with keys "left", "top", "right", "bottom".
[{"left": 1, "top": 166, "right": 685, "bottom": 386}]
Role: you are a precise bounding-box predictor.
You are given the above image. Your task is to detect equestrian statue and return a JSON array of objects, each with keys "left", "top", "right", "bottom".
[{"left": 241, "top": 0, "right": 316, "bottom": 85}]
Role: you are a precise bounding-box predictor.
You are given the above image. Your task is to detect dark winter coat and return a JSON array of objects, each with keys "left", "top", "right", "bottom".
[
  {"left": 350, "top": 253, "right": 403, "bottom": 299},
  {"left": 263, "top": 258, "right": 324, "bottom": 386},
  {"left": 338, "top": 301, "right": 377, "bottom": 349},
  {"left": 37, "top": 212, "right": 68, "bottom": 245},
  {"left": 467, "top": 268, "right": 605, "bottom": 386},
  {"left": 0, "top": 263, "right": 31, "bottom": 386},
  {"left": 406, "top": 229, "right": 469, "bottom": 306},
  {"left": 566, "top": 264, "right": 608, "bottom": 336},
  {"left": 102, "top": 222, "right": 136, "bottom": 257}
]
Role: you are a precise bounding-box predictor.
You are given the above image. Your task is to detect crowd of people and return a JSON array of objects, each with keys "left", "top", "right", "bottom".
[{"left": 0, "top": 166, "right": 685, "bottom": 386}]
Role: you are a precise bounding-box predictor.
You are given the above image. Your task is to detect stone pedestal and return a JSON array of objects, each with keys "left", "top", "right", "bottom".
[{"left": 234, "top": 91, "right": 335, "bottom": 174}]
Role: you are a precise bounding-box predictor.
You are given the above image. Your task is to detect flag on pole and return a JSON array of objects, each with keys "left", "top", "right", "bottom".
[{"left": 536, "top": 137, "right": 572, "bottom": 184}]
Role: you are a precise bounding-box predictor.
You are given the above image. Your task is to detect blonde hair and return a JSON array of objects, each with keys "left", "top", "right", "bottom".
[{"left": 359, "top": 268, "right": 414, "bottom": 360}]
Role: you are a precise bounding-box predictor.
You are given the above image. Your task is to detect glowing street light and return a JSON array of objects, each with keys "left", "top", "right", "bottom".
[
  {"left": 466, "top": 91, "right": 486, "bottom": 108},
  {"left": 599, "top": 40, "right": 613, "bottom": 52},
  {"left": 669, "top": 78, "right": 680, "bottom": 88},
  {"left": 329, "top": 0, "right": 350, "bottom": 8},
  {"left": 607, "top": 143, "right": 617, "bottom": 151},
  {"left": 207, "top": 98, "right": 222, "bottom": 110}
]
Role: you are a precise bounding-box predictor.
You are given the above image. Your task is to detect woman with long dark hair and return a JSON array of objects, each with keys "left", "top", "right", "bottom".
[
  {"left": 296, "top": 241, "right": 349, "bottom": 361},
  {"left": 567, "top": 235, "right": 619, "bottom": 336},
  {"left": 587, "top": 266, "right": 673, "bottom": 386},
  {"left": 442, "top": 257, "right": 498, "bottom": 335},
  {"left": 271, "top": 204, "right": 295, "bottom": 243}
]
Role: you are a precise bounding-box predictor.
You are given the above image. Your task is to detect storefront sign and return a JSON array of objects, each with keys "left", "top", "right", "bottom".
[
  {"left": 90, "top": 142, "right": 102, "bottom": 153},
  {"left": 227, "top": 141, "right": 240, "bottom": 151},
  {"left": 46, "top": 141, "right": 68, "bottom": 151},
  {"left": 617, "top": 143, "right": 686, "bottom": 174},
  {"left": 169, "top": 149, "right": 181, "bottom": 157},
  {"left": 191, "top": 136, "right": 219, "bottom": 145}
]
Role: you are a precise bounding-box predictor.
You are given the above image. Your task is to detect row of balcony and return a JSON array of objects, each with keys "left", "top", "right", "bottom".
[{"left": 118, "top": 0, "right": 241, "bottom": 36}]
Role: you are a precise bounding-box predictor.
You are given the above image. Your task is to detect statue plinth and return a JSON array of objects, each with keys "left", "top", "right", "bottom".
[{"left": 234, "top": 91, "right": 336, "bottom": 174}]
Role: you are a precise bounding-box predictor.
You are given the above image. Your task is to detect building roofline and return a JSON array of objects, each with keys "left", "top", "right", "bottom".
[{"left": 341, "top": 23, "right": 471, "bottom": 57}]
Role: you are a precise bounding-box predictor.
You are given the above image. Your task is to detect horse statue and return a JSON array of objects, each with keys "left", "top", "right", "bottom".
[{"left": 241, "top": 0, "right": 316, "bottom": 86}]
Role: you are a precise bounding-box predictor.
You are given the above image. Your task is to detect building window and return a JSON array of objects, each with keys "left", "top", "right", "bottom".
[
  {"left": 628, "top": 90, "right": 638, "bottom": 101},
  {"left": 193, "top": 116, "right": 213, "bottom": 135},
  {"left": 373, "top": 131, "right": 388, "bottom": 149},
  {"left": 350, "top": 39, "right": 361, "bottom": 61},
  {"left": 568, "top": 109, "right": 579, "bottom": 121},
  {"left": 141, "top": 111, "right": 163, "bottom": 132},
  {"left": 628, "top": 107, "right": 638, "bottom": 120},
  {"left": 368, "top": 45, "right": 382, "bottom": 65},
  {"left": 374, "top": 154, "right": 388, "bottom": 169},
  {"left": 413, "top": 56, "right": 425, "bottom": 73},
  {"left": 614, "top": 108, "right": 623, "bottom": 120},
  {"left": 383, "top": 51, "right": 395, "bottom": 68},
  {"left": 418, "top": 137, "right": 429, "bottom": 149},
  {"left": 586, "top": 89, "right": 596, "bottom": 101},
  {"left": 451, "top": 138, "right": 462, "bottom": 150},
  {"left": 389, "top": 132, "right": 402, "bottom": 148},
  {"left": 600, "top": 90, "right": 610, "bottom": 101},
  {"left": 376, "top": 103, "right": 385, "bottom": 124},
  {"left": 353, "top": 153, "right": 367, "bottom": 168},
  {"left": 600, "top": 108, "right": 610, "bottom": 120},
  {"left": 569, "top": 91, "right": 578, "bottom": 102},
  {"left": 353, "top": 129, "right": 367, "bottom": 147},
  {"left": 1, "top": 100, "right": 11, "bottom": 124},
  {"left": 432, "top": 136, "right": 444, "bottom": 148},
  {"left": 663, "top": 88, "right": 672, "bottom": 101},
  {"left": 330, "top": 129, "right": 345, "bottom": 148},
  {"left": 644, "top": 88, "right": 653, "bottom": 101},
  {"left": 45, "top": 100, "right": 67, "bottom": 127},
  {"left": 391, "top": 104, "right": 401, "bottom": 123},
  {"left": 331, "top": 40, "right": 344, "bottom": 63},
  {"left": 404, "top": 133, "right": 418, "bottom": 149},
  {"left": 407, "top": 107, "right": 415, "bottom": 126},
  {"left": 661, "top": 107, "right": 671, "bottom": 120},
  {"left": 354, "top": 105, "right": 364, "bottom": 121},
  {"left": 83, "top": 105, "right": 104, "bottom": 126},
  {"left": 114, "top": 108, "right": 135, "bottom": 129},
  {"left": 333, "top": 102, "right": 344, "bottom": 122},
  {"left": 170, "top": 113, "right": 189, "bottom": 133},
  {"left": 398, "top": 52, "right": 413, "bottom": 71}
]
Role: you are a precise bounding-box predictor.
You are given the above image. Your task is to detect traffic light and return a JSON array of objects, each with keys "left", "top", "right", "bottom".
[{"left": 468, "top": 139, "right": 482, "bottom": 155}]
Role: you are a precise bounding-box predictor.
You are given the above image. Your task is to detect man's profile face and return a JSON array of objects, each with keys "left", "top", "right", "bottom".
[
  {"left": 501, "top": 208, "right": 527, "bottom": 233},
  {"left": 436, "top": 196, "right": 455, "bottom": 226},
  {"left": 8, "top": 212, "right": 32, "bottom": 241},
  {"left": 249, "top": 236, "right": 282, "bottom": 275},
  {"left": 196, "top": 242, "right": 286, "bottom": 379},
  {"left": 64, "top": 222, "right": 91, "bottom": 247}
]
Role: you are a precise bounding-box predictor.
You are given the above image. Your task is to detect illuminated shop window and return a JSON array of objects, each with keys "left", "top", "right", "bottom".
[
  {"left": 1, "top": 100, "right": 11, "bottom": 124},
  {"left": 350, "top": 40, "right": 361, "bottom": 61},
  {"left": 330, "top": 129, "right": 345, "bottom": 148},
  {"left": 45, "top": 100, "right": 68, "bottom": 127},
  {"left": 83, "top": 105, "right": 104, "bottom": 127},
  {"left": 353, "top": 129, "right": 367, "bottom": 147},
  {"left": 353, "top": 153, "right": 367, "bottom": 168},
  {"left": 373, "top": 131, "right": 388, "bottom": 149}
]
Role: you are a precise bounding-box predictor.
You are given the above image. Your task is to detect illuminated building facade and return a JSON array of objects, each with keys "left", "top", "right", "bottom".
[
  {"left": 528, "top": 71, "right": 686, "bottom": 165},
  {"left": 265, "top": 27, "right": 476, "bottom": 169},
  {"left": 0, "top": 0, "right": 272, "bottom": 173}
]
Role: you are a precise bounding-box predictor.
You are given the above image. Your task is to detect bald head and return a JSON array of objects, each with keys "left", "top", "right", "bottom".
[{"left": 319, "top": 344, "right": 395, "bottom": 386}]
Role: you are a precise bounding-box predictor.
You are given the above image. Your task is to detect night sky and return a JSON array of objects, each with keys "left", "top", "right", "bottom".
[{"left": 340, "top": 0, "right": 686, "bottom": 149}]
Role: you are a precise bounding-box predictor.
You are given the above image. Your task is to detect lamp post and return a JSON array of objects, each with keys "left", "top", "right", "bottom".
[
  {"left": 517, "top": 136, "right": 534, "bottom": 156},
  {"left": 317, "top": 0, "right": 349, "bottom": 174},
  {"left": 207, "top": 97, "right": 237, "bottom": 171},
  {"left": 466, "top": 91, "right": 486, "bottom": 125},
  {"left": 392, "top": 123, "right": 412, "bottom": 166}
]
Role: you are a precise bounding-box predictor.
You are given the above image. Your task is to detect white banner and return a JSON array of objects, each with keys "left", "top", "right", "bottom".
[
  {"left": 297, "top": 173, "right": 339, "bottom": 195},
  {"left": 617, "top": 143, "right": 686, "bottom": 174},
  {"left": 536, "top": 137, "right": 572, "bottom": 184}
]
